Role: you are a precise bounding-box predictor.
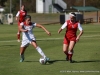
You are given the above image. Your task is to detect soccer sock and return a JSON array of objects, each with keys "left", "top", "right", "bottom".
[
  {"left": 64, "top": 51, "right": 68, "bottom": 56},
  {"left": 36, "top": 46, "right": 46, "bottom": 58},
  {"left": 64, "top": 51, "right": 69, "bottom": 59},
  {"left": 17, "top": 33, "right": 20, "bottom": 40},
  {"left": 68, "top": 51, "right": 73, "bottom": 60},
  {"left": 20, "top": 54, "right": 24, "bottom": 59}
]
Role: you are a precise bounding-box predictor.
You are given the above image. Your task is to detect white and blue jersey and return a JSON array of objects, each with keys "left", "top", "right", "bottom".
[{"left": 20, "top": 22, "right": 36, "bottom": 47}]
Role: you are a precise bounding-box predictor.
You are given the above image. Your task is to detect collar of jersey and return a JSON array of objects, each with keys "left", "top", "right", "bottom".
[
  {"left": 21, "top": 10, "right": 24, "bottom": 12},
  {"left": 24, "top": 22, "right": 32, "bottom": 26}
]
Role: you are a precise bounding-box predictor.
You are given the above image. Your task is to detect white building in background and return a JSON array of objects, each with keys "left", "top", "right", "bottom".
[
  {"left": 36, "top": 0, "right": 67, "bottom": 13},
  {"left": 36, "top": 0, "right": 44, "bottom": 13},
  {"left": 0, "top": 7, "right": 5, "bottom": 24}
]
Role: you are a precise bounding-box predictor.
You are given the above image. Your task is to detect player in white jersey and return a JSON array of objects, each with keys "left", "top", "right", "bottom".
[{"left": 19, "top": 15, "right": 51, "bottom": 62}]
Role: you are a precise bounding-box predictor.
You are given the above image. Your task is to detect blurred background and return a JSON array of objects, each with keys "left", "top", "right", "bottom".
[{"left": 0, "top": 0, "right": 100, "bottom": 25}]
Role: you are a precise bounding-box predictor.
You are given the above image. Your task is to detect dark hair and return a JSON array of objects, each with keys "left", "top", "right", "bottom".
[
  {"left": 25, "top": 15, "right": 31, "bottom": 19},
  {"left": 71, "top": 12, "right": 76, "bottom": 17}
]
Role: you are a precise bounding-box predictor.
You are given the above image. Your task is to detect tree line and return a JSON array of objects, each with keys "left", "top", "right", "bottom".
[{"left": 0, "top": 0, "right": 100, "bottom": 14}]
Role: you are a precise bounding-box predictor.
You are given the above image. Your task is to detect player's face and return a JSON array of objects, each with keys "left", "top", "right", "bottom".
[
  {"left": 21, "top": 5, "right": 25, "bottom": 10},
  {"left": 70, "top": 16, "right": 76, "bottom": 22},
  {"left": 26, "top": 18, "right": 31, "bottom": 24}
]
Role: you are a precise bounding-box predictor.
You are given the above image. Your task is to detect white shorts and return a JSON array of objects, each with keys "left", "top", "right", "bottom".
[{"left": 21, "top": 38, "right": 36, "bottom": 47}]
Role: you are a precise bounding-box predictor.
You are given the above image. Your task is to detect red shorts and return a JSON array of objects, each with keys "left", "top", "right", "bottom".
[{"left": 63, "top": 37, "right": 76, "bottom": 45}]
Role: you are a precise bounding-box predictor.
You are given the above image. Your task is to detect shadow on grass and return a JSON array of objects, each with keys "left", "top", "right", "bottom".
[
  {"left": 74, "top": 60, "right": 100, "bottom": 63},
  {"left": 24, "top": 60, "right": 100, "bottom": 64},
  {"left": 0, "top": 45, "right": 17, "bottom": 47},
  {"left": 24, "top": 61, "right": 38, "bottom": 62},
  {"left": 48, "top": 60, "right": 100, "bottom": 64},
  {"left": 47, "top": 60, "right": 66, "bottom": 64},
  {"left": 24, "top": 60, "right": 66, "bottom": 65}
]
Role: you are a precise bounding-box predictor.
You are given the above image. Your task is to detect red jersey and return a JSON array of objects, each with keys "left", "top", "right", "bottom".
[
  {"left": 16, "top": 10, "right": 27, "bottom": 23},
  {"left": 65, "top": 20, "right": 78, "bottom": 39},
  {"left": 61, "top": 20, "right": 82, "bottom": 44}
]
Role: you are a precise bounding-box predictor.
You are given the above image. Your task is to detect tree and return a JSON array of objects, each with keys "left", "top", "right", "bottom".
[
  {"left": 0, "top": 0, "right": 7, "bottom": 7},
  {"left": 2, "top": 0, "right": 100, "bottom": 14},
  {"left": 63, "top": 0, "right": 76, "bottom": 9},
  {"left": 86, "top": 0, "right": 100, "bottom": 8},
  {"left": 22, "top": 0, "right": 36, "bottom": 12},
  {"left": 63, "top": 0, "right": 100, "bottom": 9},
  {"left": 4, "top": 0, "right": 36, "bottom": 14}
]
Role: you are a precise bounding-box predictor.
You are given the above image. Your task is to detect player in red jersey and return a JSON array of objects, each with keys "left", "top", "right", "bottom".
[
  {"left": 16, "top": 5, "right": 27, "bottom": 42},
  {"left": 58, "top": 12, "right": 83, "bottom": 63}
]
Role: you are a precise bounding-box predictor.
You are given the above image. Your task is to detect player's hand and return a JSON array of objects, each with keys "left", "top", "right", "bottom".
[
  {"left": 47, "top": 32, "right": 51, "bottom": 36},
  {"left": 58, "top": 30, "right": 60, "bottom": 34},
  {"left": 76, "top": 36, "right": 80, "bottom": 42},
  {"left": 16, "top": 17, "right": 18, "bottom": 21},
  {"left": 58, "top": 28, "right": 62, "bottom": 34},
  {"left": 24, "top": 30, "right": 28, "bottom": 32}
]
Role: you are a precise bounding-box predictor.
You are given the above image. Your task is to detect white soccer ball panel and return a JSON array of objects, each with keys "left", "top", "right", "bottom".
[{"left": 39, "top": 57, "right": 46, "bottom": 64}]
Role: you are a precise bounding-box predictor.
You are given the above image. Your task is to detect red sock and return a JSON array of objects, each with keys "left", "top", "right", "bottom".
[
  {"left": 17, "top": 33, "right": 20, "bottom": 40},
  {"left": 64, "top": 51, "right": 68, "bottom": 56},
  {"left": 68, "top": 54, "right": 73, "bottom": 60}
]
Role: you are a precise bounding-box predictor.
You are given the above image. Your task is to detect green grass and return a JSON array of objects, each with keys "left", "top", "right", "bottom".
[{"left": 0, "top": 24, "right": 100, "bottom": 75}]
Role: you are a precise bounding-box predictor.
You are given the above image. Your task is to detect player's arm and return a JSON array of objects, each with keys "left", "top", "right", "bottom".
[
  {"left": 36, "top": 24, "right": 51, "bottom": 36},
  {"left": 19, "top": 23, "right": 28, "bottom": 32},
  {"left": 16, "top": 11, "right": 20, "bottom": 21},
  {"left": 58, "top": 22, "right": 67, "bottom": 34},
  {"left": 76, "top": 23, "right": 83, "bottom": 42}
]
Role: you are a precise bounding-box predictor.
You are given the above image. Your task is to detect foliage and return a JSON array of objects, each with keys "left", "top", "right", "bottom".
[
  {"left": 0, "top": 0, "right": 7, "bottom": 7},
  {"left": 63, "top": 0, "right": 100, "bottom": 9},
  {"left": 1, "top": 0, "right": 100, "bottom": 13},
  {"left": 4, "top": 0, "right": 36, "bottom": 14}
]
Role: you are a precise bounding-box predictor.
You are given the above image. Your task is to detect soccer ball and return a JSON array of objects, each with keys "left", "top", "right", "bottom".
[{"left": 39, "top": 57, "right": 47, "bottom": 65}]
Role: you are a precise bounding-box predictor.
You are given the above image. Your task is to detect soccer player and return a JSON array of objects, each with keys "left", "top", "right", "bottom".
[
  {"left": 58, "top": 12, "right": 83, "bottom": 63},
  {"left": 19, "top": 15, "right": 51, "bottom": 62},
  {"left": 16, "top": 5, "right": 27, "bottom": 42}
]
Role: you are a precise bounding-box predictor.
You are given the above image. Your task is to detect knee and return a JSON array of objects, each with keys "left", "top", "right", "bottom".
[
  {"left": 63, "top": 49, "right": 68, "bottom": 52},
  {"left": 31, "top": 42, "right": 38, "bottom": 48}
]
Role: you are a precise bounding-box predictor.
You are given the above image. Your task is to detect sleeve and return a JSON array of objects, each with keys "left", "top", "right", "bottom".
[
  {"left": 16, "top": 11, "right": 20, "bottom": 17},
  {"left": 61, "top": 22, "right": 67, "bottom": 29},
  {"left": 78, "top": 23, "right": 83, "bottom": 31},
  {"left": 32, "top": 23, "right": 37, "bottom": 27}
]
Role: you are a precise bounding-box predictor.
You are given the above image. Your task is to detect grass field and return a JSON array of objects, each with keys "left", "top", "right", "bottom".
[{"left": 0, "top": 24, "right": 100, "bottom": 75}]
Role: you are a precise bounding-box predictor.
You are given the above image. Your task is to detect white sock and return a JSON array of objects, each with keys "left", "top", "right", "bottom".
[{"left": 36, "top": 46, "right": 46, "bottom": 58}]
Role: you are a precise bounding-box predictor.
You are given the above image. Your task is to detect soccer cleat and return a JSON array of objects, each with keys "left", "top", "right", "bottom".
[
  {"left": 69, "top": 59, "right": 73, "bottom": 63},
  {"left": 20, "top": 58, "right": 24, "bottom": 62},
  {"left": 20, "top": 54, "right": 24, "bottom": 62},
  {"left": 46, "top": 57, "right": 50, "bottom": 62},
  {"left": 66, "top": 56, "right": 69, "bottom": 61},
  {"left": 44, "top": 57, "right": 50, "bottom": 62}
]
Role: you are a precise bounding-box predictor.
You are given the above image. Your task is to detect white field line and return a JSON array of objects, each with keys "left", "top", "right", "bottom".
[
  {"left": 82, "top": 35, "right": 100, "bottom": 37},
  {"left": 0, "top": 35, "right": 100, "bottom": 42}
]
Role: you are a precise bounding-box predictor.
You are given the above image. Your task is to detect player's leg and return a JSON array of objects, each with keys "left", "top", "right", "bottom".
[
  {"left": 20, "top": 46, "right": 27, "bottom": 62},
  {"left": 31, "top": 41, "right": 46, "bottom": 58},
  {"left": 63, "top": 44, "right": 69, "bottom": 61},
  {"left": 20, "top": 40, "right": 29, "bottom": 62},
  {"left": 17, "top": 30, "right": 21, "bottom": 42},
  {"left": 63, "top": 37, "right": 70, "bottom": 61},
  {"left": 17, "top": 23, "right": 21, "bottom": 42},
  {"left": 68, "top": 41, "right": 76, "bottom": 63},
  {"left": 31, "top": 41, "right": 50, "bottom": 61}
]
